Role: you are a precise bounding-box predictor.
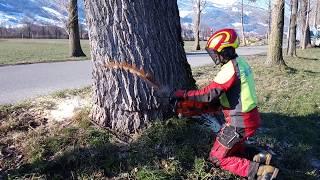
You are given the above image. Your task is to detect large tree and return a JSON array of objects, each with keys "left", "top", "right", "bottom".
[
  {"left": 84, "top": 0, "right": 195, "bottom": 135},
  {"left": 266, "top": 0, "right": 287, "bottom": 66},
  {"left": 287, "top": 0, "right": 299, "bottom": 56}
]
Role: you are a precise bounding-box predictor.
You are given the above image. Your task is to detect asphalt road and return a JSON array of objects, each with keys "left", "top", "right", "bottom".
[
  {"left": 187, "top": 45, "right": 267, "bottom": 67},
  {"left": 0, "top": 45, "right": 267, "bottom": 104}
]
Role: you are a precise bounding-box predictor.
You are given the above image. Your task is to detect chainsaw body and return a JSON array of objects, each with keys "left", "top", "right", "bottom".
[{"left": 174, "top": 99, "right": 225, "bottom": 133}]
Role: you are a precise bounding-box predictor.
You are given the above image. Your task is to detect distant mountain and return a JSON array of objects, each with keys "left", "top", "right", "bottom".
[
  {"left": 178, "top": 0, "right": 269, "bottom": 35},
  {"left": 0, "top": 0, "right": 269, "bottom": 35},
  {"left": 0, "top": 0, "right": 85, "bottom": 27}
]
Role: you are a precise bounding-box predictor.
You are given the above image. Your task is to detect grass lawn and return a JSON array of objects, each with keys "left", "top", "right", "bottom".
[
  {"left": 183, "top": 41, "right": 208, "bottom": 52},
  {"left": 0, "top": 39, "right": 264, "bottom": 66},
  {"left": 0, "top": 39, "right": 91, "bottom": 65},
  {"left": 0, "top": 49, "right": 319, "bottom": 179},
  {"left": 0, "top": 39, "right": 209, "bottom": 66}
]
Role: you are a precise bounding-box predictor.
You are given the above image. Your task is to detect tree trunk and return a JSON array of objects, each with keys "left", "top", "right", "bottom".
[
  {"left": 194, "top": 0, "right": 201, "bottom": 50},
  {"left": 84, "top": 0, "right": 195, "bottom": 135},
  {"left": 268, "top": 0, "right": 272, "bottom": 36},
  {"left": 301, "top": 0, "right": 311, "bottom": 49},
  {"left": 266, "top": 0, "right": 286, "bottom": 67},
  {"left": 314, "top": 0, "right": 320, "bottom": 28},
  {"left": 288, "top": 0, "right": 298, "bottom": 57},
  {"left": 241, "top": 0, "right": 247, "bottom": 46},
  {"left": 68, "top": 0, "right": 86, "bottom": 57},
  {"left": 300, "top": 0, "right": 306, "bottom": 47},
  {"left": 265, "top": 0, "right": 272, "bottom": 40},
  {"left": 286, "top": 0, "right": 293, "bottom": 55}
]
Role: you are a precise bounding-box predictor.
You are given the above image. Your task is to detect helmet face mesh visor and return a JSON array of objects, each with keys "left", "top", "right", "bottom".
[{"left": 206, "top": 48, "right": 220, "bottom": 65}]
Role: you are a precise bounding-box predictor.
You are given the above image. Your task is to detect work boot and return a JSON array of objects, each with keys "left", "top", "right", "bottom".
[
  {"left": 253, "top": 152, "right": 272, "bottom": 165},
  {"left": 256, "top": 165, "right": 279, "bottom": 180}
]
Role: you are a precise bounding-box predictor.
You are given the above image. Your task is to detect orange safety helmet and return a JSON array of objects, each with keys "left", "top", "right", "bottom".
[{"left": 206, "top": 28, "right": 239, "bottom": 53}]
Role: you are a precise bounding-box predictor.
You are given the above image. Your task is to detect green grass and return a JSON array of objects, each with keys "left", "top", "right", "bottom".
[
  {"left": 183, "top": 41, "right": 208, "bottom": 52},
  {"left": 0, "top": 39, "right": 265, "bottom": 66},
  {"left": 0, "top": 39, "right": 209, "bottom": 66},
  {"left": 0, "top": 39, "right": 91, "bottom": 65},
  {"left": 1, "top": 49, "right": 320, "bottom": 179},
  {"left": 51, "top": 86, "right": 92, "bottom": 99}
]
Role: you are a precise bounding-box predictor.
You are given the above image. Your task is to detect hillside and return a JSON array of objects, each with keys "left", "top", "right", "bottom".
[
  {"left": 0, "top": 0, "right": 269, "bottom": 35},
  {"left": 0, "top": 0, "right": 86, "bottom": 27}
]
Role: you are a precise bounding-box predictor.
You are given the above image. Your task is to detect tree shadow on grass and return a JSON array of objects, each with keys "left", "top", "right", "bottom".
[
  {"left": 296, "top": 56, "right": 319, "bottom": 61},
  {"left": 7, "top": 119, "right": 215, "bottom": 179},
  {"left": 257, "top": 112, "right": 320, "bottom": 180},
  {"left": 302, "top": 70, "right": 320, "bottom": 75},
  {"left": 284, "top": 66, "right": 320, "bottom": 75},
  {"left": 6, "top": 112, "right": 320, "bottom": 179}
]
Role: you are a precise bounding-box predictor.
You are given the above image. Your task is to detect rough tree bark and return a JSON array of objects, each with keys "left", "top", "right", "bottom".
[
  {"left": 266, "top": 0, "right": 286, "bottom": 67},
  {"left": 193, "top": 0, "right": 201, "bottom": 50},
  {"left": 68, "top": 0, "right": 86, "bottom": 57},
  {"left": 301, "top": 0, "right": 311, "bottom": 49},
  {"left": 288, "top": 0, "right": 298, "bottom": 56},
  {"left": 84, "top": 0, "right": 195, "bottom": 135}
]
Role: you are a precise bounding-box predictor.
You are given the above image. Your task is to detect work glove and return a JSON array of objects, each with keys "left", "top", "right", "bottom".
[
  {"left": 168, "top": 89, "right": 187, "bottom": 114},
  {"left": 174, "top": 89, "right": 187, "bottom": 99}
]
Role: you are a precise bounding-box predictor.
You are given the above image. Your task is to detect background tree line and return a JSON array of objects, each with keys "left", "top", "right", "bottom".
[
  {"left": 0, "top": 0, "right": 86, "bottom": 57},
  {"left": 0, "top": 24, "right": 88, "bottom": 39}
]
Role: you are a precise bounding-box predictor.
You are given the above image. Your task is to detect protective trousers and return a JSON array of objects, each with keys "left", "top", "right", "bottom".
[{"left": 209, "top": 125, "right": 260, "bottom": 179}]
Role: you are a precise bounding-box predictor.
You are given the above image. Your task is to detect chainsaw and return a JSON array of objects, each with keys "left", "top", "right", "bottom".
[{"left": 170, "top": 98, "right": 224, "bottom": 133}]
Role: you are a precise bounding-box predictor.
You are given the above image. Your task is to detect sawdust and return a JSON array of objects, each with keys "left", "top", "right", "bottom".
[
  {"left": 0, "top": 95, "right": 91, "bottom": 172},
  {"left": 47, "top": 96, "right": 89, "bottom": 124}
]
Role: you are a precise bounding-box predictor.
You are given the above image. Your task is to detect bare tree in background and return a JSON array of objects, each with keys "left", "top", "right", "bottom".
[
  {"left": 0, "top": 22, "right": 4, "bottom": 37},
  {"left": 52, "top": 0, "right": 85, "bottom": 57},
  {"left": 21, "top": 17, "right": 34, "bottom": 39},
  {"left": 241, "top": 0, "right": 257, "bottom": 46},
  {"left": 266, "top": 0, "right": 287, "bottom": 67},
  {"left": 267, "top": 0, "right": 272, "bottom": 40},
  {"left": 300, "top": 0, "right": 311, "bottom": 49},
  {"left": 288, "top": 0, "right": 299, "bottom": 56},
  {"left": 241, "top": 0, "right": 247, "bottom": 46},
  {"left": 50, "top": 1, "right": 69, "bottom": 33},
  {"left": 314, "top": 0, "right": 320, "bottom": 28},
  {"left": 286, "top": 0, "right": 293, "bottom": 51},
  {"left": 193, "top": 0, "right": 206, "bottom": 50},
  {"left": 68, "top": 0, "right": 86, "bottom": 57}
]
